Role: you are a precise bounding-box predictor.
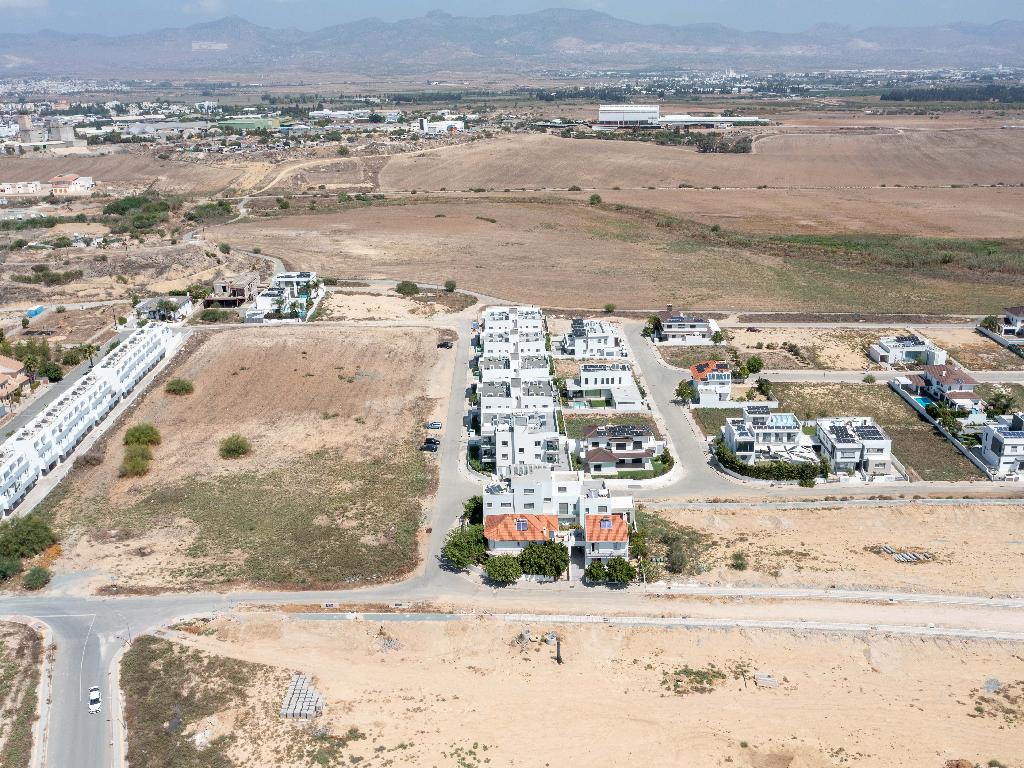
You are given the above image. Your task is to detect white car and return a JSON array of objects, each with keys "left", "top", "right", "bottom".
[{"left": 88, "top": 686, "right": 102, "bottom": 714}]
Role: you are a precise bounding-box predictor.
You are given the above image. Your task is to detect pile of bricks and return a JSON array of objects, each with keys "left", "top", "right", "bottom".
[{"left": 280, "top": 674, "right": 324, "bottom": 719}]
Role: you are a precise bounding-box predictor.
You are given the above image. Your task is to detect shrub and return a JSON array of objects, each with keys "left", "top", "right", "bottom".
[
  {"left": 589, "top": 194, "right": 602, "bottom": 205},
  {"left": 519, "top": 540, "right": 569, "bottom": 578},
  {"left": 730, "top": 551, "right": 749, "bottom": 571},
  {"left": 22, "top": 566, "right": 51, "bottom": 590},
  {"left": 862, "top": 373, "right": 877, "bottom": 384},
  {"left": 119, "top": 453, "right": 150, "bottom": 477},
  {"left": 584, "top": 559, "right": 607, "bottom": 581},
  {"left": 745, "top": 356, "right": 764, "bottom": 374},
  {"left": 39, "top": 361, "right": 63, "bottom": 381},
  {"left": 165, "top": 378, "right": 194, "bottom": 395},
  {"left": 218, "top": 243, "right": 231, "bottom": 254},
  {"left": 219, "top": 433, "right": 251, "bottom": 459},
  {"left": 277, "top": 198, "right": 290, "bottom": 209},
  {"left": 710, "top": 224, "right": 721, "bottom": 233},
  {"left": 444, "top": 279, "right": 457, "bottom": 293},
  {"left": 124, "top": 423, "right": 161, "bottom": 446},
  {"left": 55, "top": 305, "right": 66, "bottom": 313},
  {"left": 0, "top": 514, "right": 56, "bottom": 559},
  {"left": 603, "top": 303, "right": 616, "bottom": 313},
  {"left": 199, "top": 308, "right": 230, "bottom": 323},
  {"left": 714, "top": 440, "right": 822, "bottom": 486},
  {"left": 568, "top": 185, "right": 582, "bottom": 192},
  {"left": 442, "top": 525, "right": 486, "bottom": 568},
  {"left": 605, "top": 556, "right": 637, "bottom": 584},
  {"left": 461, "top": 495, "right": 483, "bottom": 525},
  {"left": 61, "top": 349, "right": 83, "bottom": 366},
  {"left": 395, "top": 280, "right": 419, "bottom": 297},
  {"left": 484, "top": 555, "right": 522, "bottom": 584},
  {"left": 0, "top": 555, "right": 23, "bottom": 581}
]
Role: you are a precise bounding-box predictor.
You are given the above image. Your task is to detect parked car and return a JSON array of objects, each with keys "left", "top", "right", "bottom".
[
  {"left": 88, "top": 686, "right": 102, "bottom": 714},
  {"left": 437, "top": 341, "right": 453, "bottom": 349},
  {"left": 420, "top": 443, "right": 439, "bottom": 453},
  {"left": 424, "top": 421, "right": 442, "bottom": 430},
  {"left": 424, "top": 437, "right": 440, "bottom": 446}
]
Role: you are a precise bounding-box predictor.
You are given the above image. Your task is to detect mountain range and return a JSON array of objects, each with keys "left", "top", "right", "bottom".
[{"left": 1, "top": 10, "right": 1023, "bottom": 79}]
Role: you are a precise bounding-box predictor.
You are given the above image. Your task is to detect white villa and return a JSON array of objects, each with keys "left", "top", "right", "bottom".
[
  {"left": 483, "top": 413, "right": 567, "bottom": 477},
  {"left": 482, "top": 468, "right": 633, "bottom": 566},
  {"left": 135, "top": 295, "right": 193, "bottom": 323},
  {"left": 559, "top": 318, "right": 625, "bottom": 359},
  {"left": 577, "top": 423, "right": 664, "bottom": 475},
  {"left": 815, "top": 417, "right": 897, "bottom": 481},
  {"left": 654, "top": 305, "right": 721, "bottom": 345},
  {"left": 565, "top": 363, "right": 643, "bottom": 411},
  {"left": 869, "top": 334, "right": 948, "bottom": 366},
  {"left": 690, "top": 360, "right": 733, "bottom": 404},
  {"left": 721, "top": 405, "right": 815, "bottom": 465},
  {"left": 978, "top": 413, "right": 1024, "bottom": 478},
  {"left": 0, "top": 323, "right": 178, "bottom": 516},
  {"left": 249, "top": 271, "right": 325, "bottom": 322},
  {"left": 996, "top": 306, "right": 1024, "bottom": 338}
]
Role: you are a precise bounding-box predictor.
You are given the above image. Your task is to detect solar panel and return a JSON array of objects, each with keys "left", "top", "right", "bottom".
[
  {"left": 854, "top": 426, "right": 885, "bottom": 440},
  {"left": 1000, "top": 430, "right": 1024, "bottom": 439},
  {"left": 829, "top": 425, "right": 855, "bottom": 442},
  {"left": 746, "top": 405, "right": 770, "bottom": 415}
]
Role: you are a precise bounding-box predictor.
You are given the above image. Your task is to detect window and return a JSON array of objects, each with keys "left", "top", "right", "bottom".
[
  {"left": 599, "top": 518, "right": 612, "bottom": 529},
  {"left": 523, "top": 488, "right": 534, "bottom": 494},
  {"left": 598, "top": 505, "right": 608, "bottom": 513},
  {"left": 515, "top": 518, "right": 528, "bottom": 532},
  {"left": 558, "top": 502, "right": 569, "bottom": 514},
  {"left": 523, "top": 502, "right": 535, "bottom": 510}
]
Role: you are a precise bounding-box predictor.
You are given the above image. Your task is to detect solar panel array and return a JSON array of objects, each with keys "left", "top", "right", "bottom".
[
  {"left": 854, "top": 425, "right": 886, "bottom": 441},
  {"left": 828, "top": 425, "right": 855, "bottom": 442},
  {"left": 745, "top": 405, "right": 770, "bottom": 415}
]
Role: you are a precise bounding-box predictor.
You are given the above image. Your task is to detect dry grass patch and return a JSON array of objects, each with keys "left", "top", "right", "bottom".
[
  {"left": 928, "top": 328, "right": 1024, "bottom": 371},
  {"left": 0, "top": 621, "right": 42, "bottom": 768}
]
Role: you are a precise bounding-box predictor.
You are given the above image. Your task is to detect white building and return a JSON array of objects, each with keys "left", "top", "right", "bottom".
[
  {"left": 482, "top": 468, "right": 633, "bottom": 565},
  {"left": 978, "top": 413, "right": 1024, "bottom": 478},
  {"left": 248, "top": 272, "right": 324, "bottom": 322},
  {"left": 815, "top": 417, "right": 896, "bottom": 480},
  {"left": 135, "top": 295, "right": 193, "bottom": 323},
  {"left": 559, "top": 318, "right": 625, "bottom": 359},
  {"left": 478, "top": 353, "right": 549, "bottom": 384},
  {"left": 654, "top": 305, "right": 721, "bottom": 345},
  {"left": 577, "top": 423, "right": 663, "bottom": 475},
  {"left": 483, "top": 413, "right": 567, "bottom": 477},
  {"left": 596, "top": 105, "right": 660, "bottom": 127},
  {"left": 478, "top": 379, "right": 559, "bottom": 433},
  {"left": 480, "top": 305, "right": 546, "bottom": 334},
  {"left": 721, "top": 405, "right": 814, "bottom": 465},
  {"left": 997, "top": 306, "right": 1024, "bottom": 338},
  {"left": 689, "top": 360, "right": 733, "bottom": 404},
  {"left": 48, "top": 174, "right": 94, "bottom": 195},
  {"left": 868, "top": 334, "right": 948, "bottom": 366},
  {"left": 418, "top": 118, "right": 464, "bottom": 135},
  {"left": 565, "top": 363, "right": 643, "bottom": 411},
  {"left": 480, "top": 330, "right": 546, "bottom": 358},
  {"left": 0, "top": 181, "right": 46, "bottom": 196}
]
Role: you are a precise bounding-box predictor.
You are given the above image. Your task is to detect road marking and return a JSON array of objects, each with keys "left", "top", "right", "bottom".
[{"left": 79, "top": 613, "right": 96, "bottom": 701}]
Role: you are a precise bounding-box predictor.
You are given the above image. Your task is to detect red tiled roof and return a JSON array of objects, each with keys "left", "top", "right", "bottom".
[
  {"left": 585, "top": 514, "right": 629, "bottom": 543},
  {"left": 585, "top": 447, "right": 617, "bottom": 463},
  {"left": 689, "top": 360, "right": 730, "bottom": 382},
  {"left": 484, "top": 514, "right": 558, "bottom": 543}
]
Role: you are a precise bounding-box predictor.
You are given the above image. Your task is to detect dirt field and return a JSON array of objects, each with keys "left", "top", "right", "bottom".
[
  {"left": 123, "top": 614, "right": 1024, "bottom": 768},
  {"left": 653, "top": 502, "right": 1024, "bottom": 596},
  {"left": 379, "top": 130, "right": 1024, "bottom": 191},
  {"left": 4, "top": 303, "right": 129, "bottom": 348},
  {"left": 926, "top": 328, "right": 1024, "bottom": 371},
  {"left": 209, "top": 201, "right": 1024, "bottom": 313},
  {"left": 314, "top": 287, "right": 476, "bottom": 321},
  {"left": 0, "top": 621, "right": 42, "bottom": 768},
  {"left": 771, "top": 383, "right": 983, "bottom": 482},
  {"left": 48, "top": 325, "right": 451, "bottom": 591}
]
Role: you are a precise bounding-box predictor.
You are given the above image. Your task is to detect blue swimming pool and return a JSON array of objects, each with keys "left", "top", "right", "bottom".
[{"left": 914, "top": 396, "right": 934, "bottom": 408}]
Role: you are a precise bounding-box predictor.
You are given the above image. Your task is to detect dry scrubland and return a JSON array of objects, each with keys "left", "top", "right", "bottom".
[
  {"left": 0, "top": 241, "right": 261, "bottom": 306},
  {"left": 0, "top": 621, "right": 42, "bottom": 768},
  {"left": 46, "top": 325, "right": 449, "bottom": 591},
  {"left": 927, "top": 328, "right": 1024, "bottom": 371},
  {"left": 313, "top": 286, "right": 476, "bottom": 322},
  {"left": 211, "top": 200, "right": 1024, "bottom": 313},
  {"left": 652, "top": 503, "right": 1024, "bottom": 596},
  {"left": 1, "top": 303, "right": 128, "bottom": 348},
  {"left": 121, "top": 615, "right": 1024, "bottom": 768}
]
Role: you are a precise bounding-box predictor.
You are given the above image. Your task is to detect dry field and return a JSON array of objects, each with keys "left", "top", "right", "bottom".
[
  {"left": 652, "top": 502, "right": 1024, "bottom": 596},
  {"left": 926, "top": 328, "right": 1024, "bottom": 371},
  {"left": 728, "top": 327, "right": 897, "bottom": 370},
  {"left": 0, "top": 242, "right": 262, "bottom": 307},
  {"left": 5, "top": 303, "right": 129, "bottom": 348},
  {"left": 122, "top": 614, "right": 1024, "bottom": 768},
  {"left": 47, "top": 325, "right": 451, "bottom": 591},
  {"left": 379, "top": 129, "right": 1024, "bottom": 191},
  {"left": 313, "top": 287, "right": 476, "bottom": 322},
  {"left": 0, "top": 621, "right": 42, "bottom": 768},
  {"left": 209, "top": 200, "right": 1024, "bottom": 314}
]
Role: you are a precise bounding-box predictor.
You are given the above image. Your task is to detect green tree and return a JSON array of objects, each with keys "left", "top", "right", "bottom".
[
  {"left": 642, "top": 315, "right": 663, "bottom": 339},
  {"left": 484, "top": 555, "right": 522, "bottom": 584},
  {"left": 21, "top": 318, "right": 29, "bottom": 329},
  {"left": 584, "top": 559, "right": 607, "bottom": 581},
  {"left": 711, "top": 330, "right": 725, "bottom": 344},
  {"left": 461, "top": 495, "right": 483, "bottom": 525},
  {"left": 674, "top": 379, "right": 696, "bottom": 404},
  {"left": 605, "top": 556, "right": 636, "bottom": 584},
  {"left": 395, "top": 280, "right": 419, "bottom": 297},
  {"left": 22, "top": 566, "right": 51, "bottom": 590},
  {"left": 444, "top": 279, "right": 457, "bottom": 293},
  {"left": 0, "top": 515, "right": 56, "bottom": 559},
  {"left": 985, "top": 389, "right": 1017, "bottom": 417},
  {"left": 745, "top": 355, "right": 764, "bottom": 374},
  {"left": 39, "top": 361, "right": 62, "bottom": 381},
  {"left": 442, "top": 525, "right": 486, "bottom": 569},
  {"left": 980, "top": 315, "right": 999, "bottom": 332},
  {"left": 519, "top": 540, "right": 569, "bottom": 578},
  {"left": 589, "top": 194, "right": 602, "bottom": 205}
]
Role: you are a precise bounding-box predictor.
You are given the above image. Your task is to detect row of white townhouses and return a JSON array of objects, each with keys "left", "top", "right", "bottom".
[{"left": 0, "top": 323, "right": 179, "bottom": 516}]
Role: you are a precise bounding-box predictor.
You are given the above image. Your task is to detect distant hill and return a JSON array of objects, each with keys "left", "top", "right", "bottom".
[{"left": 1, "top": 10, "right": 1022, "bottom": 78}]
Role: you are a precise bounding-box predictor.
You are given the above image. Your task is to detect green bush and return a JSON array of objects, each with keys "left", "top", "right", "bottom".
[
  {"left": 124, "top": 443, "right": 152, "bottom": 462},
  {"left": 730, "top": 551, "right": 749, "bottom": 571},
  {"left": 714, "top": 440, "right": 822, "bottom": 486},
  {"left": 484, "top": 555, "right": 522, "bottom": 584},
  {"left": 442, "top": 525, "right": 486, "bottom": 568},
  {"left": 165, "top": 378, "right": 194, "bottom": 395},
  {"left": 219, "top": 434, "right": 251, "bottom": 459},
  {"left": 589, "top": 194, "right": 602, "bottom": 205},
  {"left": 605, "top": 556, "right": 636, "bottom": 584},
  {"left": 444, "top": 279, "right": 457, "bottom": 293},
  {"left": 198, "top": 308, "right": 230, "bottom": 323},
  {"left": 39, "top": 361, "right": 63, "bottom": 381},
  {"left": 584, "top": 559, "right": 607, "bottom": 581},
  {"left": 0, "top": 515, "right": 56, "bottom": 559},
  {"left": 519, "top": 540, "right": 569, "bottom": 578},
  {"left": 124, "top": 423, "right": 161, "bottom": 446},
  {"left": 22, "top": 566, "right": 51, "bottom": 590},
  {"left": 461, "top": 496, "right": 483, "bottom": 525},
  {"left": 0, "top": 555, "right": 23, "bottom": 581},
  {"left": 568, "top": 185, "right": 582, "bottom": 192},
  {"left": 218, "top": 243, "right": 231, "bottom": 254},
  {"left": 395, "top": 280, "right": 419, "bottom": 297}
]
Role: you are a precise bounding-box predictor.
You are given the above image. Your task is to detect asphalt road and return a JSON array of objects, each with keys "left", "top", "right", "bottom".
[{"left": 3, "top": 314, "right": 1024, "bottom": 768}]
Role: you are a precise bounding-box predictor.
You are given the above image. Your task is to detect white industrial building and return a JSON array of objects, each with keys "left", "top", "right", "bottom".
[
  {"left": 595, "top": 105, "right": 766, "bottom": 130},
  {"left": 0, "top": 323, "right": 179, "bottom": 516}
]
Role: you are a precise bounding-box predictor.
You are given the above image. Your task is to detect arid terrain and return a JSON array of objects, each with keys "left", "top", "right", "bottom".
[
  {"left": 0, "top": 621, "right": 42, "bottom": 768},
  {"left": 46, "top": 325, "right": 452, "bottom": 591},
  {"left": 651, "top": 502, "right": 1024, "bottom": 596},
  {"left": 121, "top": 614, "right": 1024, "bottom": 768}
]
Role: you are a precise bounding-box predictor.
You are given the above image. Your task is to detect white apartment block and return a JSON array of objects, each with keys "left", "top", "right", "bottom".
[
  {"left": 0, "top": 323, "right": 178, "bottom": 516},
  {"left": 868, "top": 334, "right": 948, "bottom": 366},
  {"left": 655, "top": 305, "right": 721, "bottom": 345},
  {"left": 815, "top": 417, "right": 896, "bottom": 480},
  {"left": 482, "top": 468, "right": 633, "bottom": 565},
  {"left": 565, "top": 363, "right": 643, "bottom": 411},
  {"left": 979, "top": 413, "right": 1024, "bottom": 478},
  {"left": 483, "top": 413, "right": 567, "bottom": 477},
  {"left": 478, "top": 353, "right": 550, "bottom": 384},
  {"left": 480, "top": 330, "right": 547, "bottom": 358},
  {"left": 721, "top": 405, "right": 814, "bottom": 465},
  {"left": 480, "top": 305, "right": 546, "bottom": 335},
  {"left": 559, "top": 318, "right": 625, "bottom": 359}
]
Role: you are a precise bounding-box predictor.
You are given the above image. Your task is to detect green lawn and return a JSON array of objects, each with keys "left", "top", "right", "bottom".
[
  {"left": 658, "top": 345, "right": 732, "bottom": 370},
  {"left": 691, "top": 408, "right": 742, "bottom": 438},
  {"left": 772, "top": 383, "right": 983, "bottom": 482}
]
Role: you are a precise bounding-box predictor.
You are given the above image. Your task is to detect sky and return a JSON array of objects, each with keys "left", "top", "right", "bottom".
[{"left": 0, "top": 0, "right": 1021, "bottom": 35}]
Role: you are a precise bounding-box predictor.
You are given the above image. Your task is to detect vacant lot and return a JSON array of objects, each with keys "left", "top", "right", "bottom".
[
  {"left": 210, "top": 199, "right": 1024, "bottom": 313},
  {"left": 691, "top": 408, "right": 743, "bottom": 438},
  {"left": 49, "top": 325, "right": 450, "bottom": 591},
  {"left": 563, "top": 413, "right": 660, "bottom": 440},
  {"left": 927, "top": 328, "right": 1024, "bottom": 371},
  {"left": 772, "top": 383, "right": 983, "bottom": 481},
  {"left": 7, "top": 303, "right": 129, "bottom": 348},
  {"left": 313, "top": 287, "right": 476, "bottom": 322},
  {"left": 654, "top": 502, "right": 1024, "bottom": 596},
  {"left": 0, "top": 622, "right": 42, "bottom": 768},
  {"left": 136, "top": 613, "right": 1024, "bottom": 768}
]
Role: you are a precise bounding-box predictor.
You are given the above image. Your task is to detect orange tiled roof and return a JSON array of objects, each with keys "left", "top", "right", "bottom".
[
  {"left": 585, "top": 514, "right": 629, "bottom": 543},
  {"left": 484, "top": 514, "right": 558, "bottom": 542},
  {"left": 689, "top": 360, "right": 730, "bottom": 382}
]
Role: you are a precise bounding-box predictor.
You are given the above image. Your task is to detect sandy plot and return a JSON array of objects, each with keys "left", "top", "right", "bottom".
[
  {"left": 726, "top": 327, "right": 902, "bottom": 370},
  {"left": 0, "top": 621, "right": 42, "bottom": 768},
  {"left": 927, "top": 328, "right": 1024, "bottom": 372},
  {"left": 8, "top": 303, "right": 129, "bottom": 347},
  {"left": 315, "top": 288, "right": 474, "bottom": 321},
  {"left": 154, "top": 613, "right": 1024, "bottom": 768},
  {"left": 380, "top": 129, "right": 1024, "bottom": 191},
  {"left": 653, "top": 503, "right": 1024, "bottom": 596}
]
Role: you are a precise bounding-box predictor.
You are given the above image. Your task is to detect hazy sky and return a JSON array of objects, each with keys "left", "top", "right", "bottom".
[{"left": 1, "top": 0, "right": 1021, "bottom": 35}]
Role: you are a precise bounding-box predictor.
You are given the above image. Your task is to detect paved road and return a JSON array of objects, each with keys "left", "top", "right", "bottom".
[{"left": 753, "top": 368, "right": 1024, "bottom": 384}]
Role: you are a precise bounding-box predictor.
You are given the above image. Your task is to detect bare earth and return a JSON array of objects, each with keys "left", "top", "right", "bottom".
[
  {"left": 926, "top": 328, "right": 1024, "bottom": 372},
  {"left": 654, "top": 503, "right": 1024, "bottom": 597},
  {"left": 0, "top": 621, "right": 42, "bottom": 768},
  {"left": 156, "top": 613, "right": 1024, "bottom": 768}
]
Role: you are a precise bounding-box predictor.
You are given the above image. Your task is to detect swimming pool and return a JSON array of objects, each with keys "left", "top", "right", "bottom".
[{"left": 914, "top": 396, "right": 934, "bottom": 408}]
